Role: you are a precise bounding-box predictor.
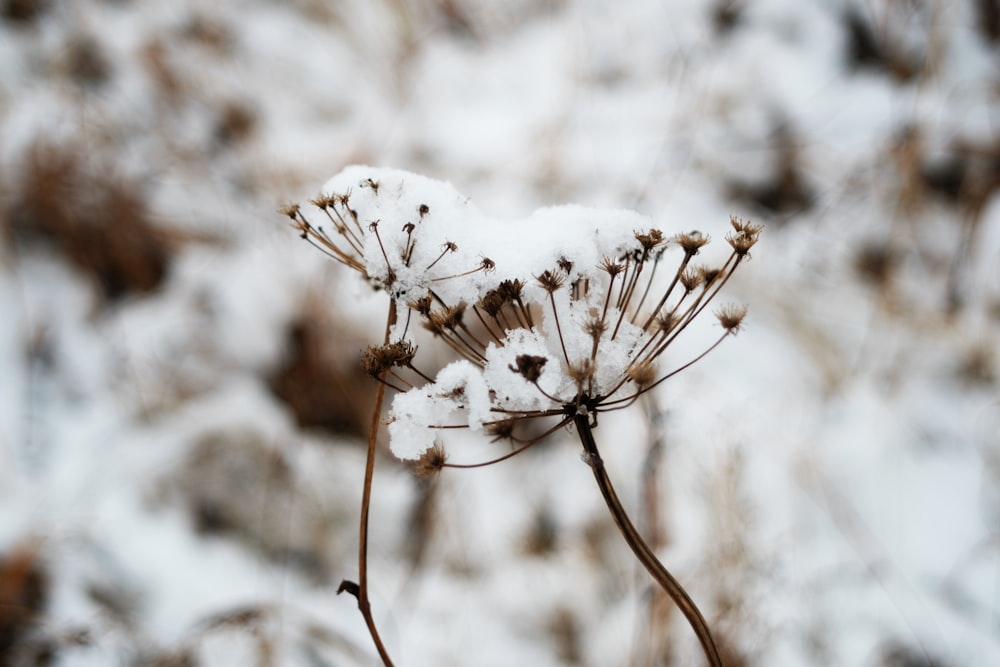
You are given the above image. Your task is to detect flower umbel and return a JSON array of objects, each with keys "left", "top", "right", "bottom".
[
  {"left": 286, "top": 167, "right": 759, "bottom": 461},
  {"left": 285, "top": 166, "right": 759, "bottom": 667}
]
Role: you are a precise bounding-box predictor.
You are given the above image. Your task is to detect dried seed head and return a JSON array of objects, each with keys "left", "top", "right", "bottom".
[
  {"left": 360, "top": 346, "right": 386, "bottom": 377},
  {"left": 425, "top": 304, "right": 466, "bottom": 334},
  {"left": 509, "top": 354, "right": 548, "bottom": 383},
  {"left": 413, "top": 444, "right": 447, "bottom": 479},
  {"left": 486, "top": 419, "right": 516, "bottom": 441},
  {"left": 498, "top": 279, "right": 525, "bottom": 300},
  {"left": 418, "top": 203, "right": 430, "bottom": 217},
  {"left": 557, "top": 257, "right": 574, "bottom": 274},
  {"left": 680, "top": 267, "right": 702, "bottom": 292},
  {"left": 310, "top": 194, "right": 336, "bottom": 210},
  {"left": 730, "top": 216, "right": 762, "bottom": 236},
  {"left": 384, "top": 340, "right": 417, "bottom": 366},
  {"left": 715, "top": 303, "right": 748, "bottom": 333},
  {"left": 583, "top": 314, "right": 608, "bottom": 342},
  {"left": 655, "top": 312, "right": 678, "bottom": 334},
  {"left": 626, "top": 360, "right": 657, "bottom": 389},
  {"left": 536, "top": 270, "right": 565, "bottom": 293},
  {"left": 409, "top": 296, "right": 433, "bottom": 316},
  {"left": 635, "top": 229, "right": 665, "bottom": 252},
  {"left": 698, "top": 266, "right": 722, "bottom": 286},
  {"left": 441, "top": 304, "right": 465, "bottom": 330},
  {"left": 727, "top": 217, "right": 762, "bottom": 257},
  {"left": 479, "top": 288, "right": 507, "bottom": 317},
  {"left": 278, "top": 202, "right": 300, "bottom": 219},
  {"left": 600, "top": 256, "right": 626, "bottom": 277},
  {"left": 675, "top": 231, "right": 709, "bottom": 255},
  {"left": 360, "top": 340, "right": 417, "bottom": 377},
  {"left": 480, "top": 257, "right": 496, "bottom": 272}
]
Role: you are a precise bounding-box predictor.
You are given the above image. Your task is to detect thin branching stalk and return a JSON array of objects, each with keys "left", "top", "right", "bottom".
[{"left": 573, "top": 413, "right": 723, "bottom": 667}]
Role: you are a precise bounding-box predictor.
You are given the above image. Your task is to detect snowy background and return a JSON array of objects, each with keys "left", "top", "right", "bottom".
[{"left": 1, "top": 0, "right": 999, "bottom": 665}]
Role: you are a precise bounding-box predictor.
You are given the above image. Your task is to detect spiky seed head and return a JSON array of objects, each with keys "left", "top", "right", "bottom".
[
  {"left": 715, "top": 303, "right": 748, "bottom": 333},
  {"left": 480, "top": 257, "right": 495, "bottom": 272},
  {"left": 655, "top": 312, "right": 678, "bottom": 334},
  {"left": 536, "top": 270, "right": 565, "bottom": 293},
  {"left": 680, "top": 268, "right": 702, "bottom": 292},
  {"left": 727, "top": 217, "right": 762, "bottom": 257},
  {"left": 486, "top": 419, "right": 516, "bottom": 441},
  {"left": 509, "top": 354, "right": 548, "bottom": 382},
  {"left": 675, "top": 231, "right": 709, "bottom": 254},
  {"left": 557, "top": 257, "right": 574, "bottom": 274},
  {"left": 498, "top": 279, "right": 525, "bottom": 301},
  {"left": 384, "top": 340, "right": 417, "bottom": 367},
  {"left": 729, "top": 216, "right": 762, "bottom": 235},
  {"left": 626, "top": 360, "right": 657, "bottom": 389},
  {"left": 698, "top": 266, "right": 722, "bottom": 286},
  {"left": 635, "top": 229, "right": 665, "bottom": 252},
  {"left": 279, "top": 202, "right": 300, "bottom": 219},
  {"left": 600, "top": 256, "right": 626, "bottom": 277},
  {"left": 441, "top": 304, "right": 465, "bottom": 330},
  {"left": 360, "top": 345, "right": 387, "bottom": 377},
  {"left": 310, "top": 194, "right": 336, "bottom": 210},
  {"left": 424, "top": 312, "right": 446, "bottom": 335},
  {"left": 360, "top": 340, "right": 418, "bottom": 377},
  {"left": 413, "top": 444, "right": 447, "bottom": 479},
  {"left": 409, "top": 296, "right": 433, "bottom": 316},
  {"left": 479, "top": 288, "right": 507, "bottom": 317},
  {"left": 583, "top": 314, "right": 608, "bottom": 342}
]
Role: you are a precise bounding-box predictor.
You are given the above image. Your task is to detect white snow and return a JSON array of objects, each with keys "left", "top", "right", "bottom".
[{"left": 1, "top": 1, "right": 998, "bottom": 665}]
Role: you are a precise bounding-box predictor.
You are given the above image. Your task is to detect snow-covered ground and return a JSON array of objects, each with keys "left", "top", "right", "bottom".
[{"left": 1, "top": 1, "right": 998, "bottom": 665}]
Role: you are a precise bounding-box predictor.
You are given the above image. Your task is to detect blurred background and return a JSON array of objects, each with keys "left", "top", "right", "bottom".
[{"left": 1, "top": 0, "right": 998, "bottom": 665}]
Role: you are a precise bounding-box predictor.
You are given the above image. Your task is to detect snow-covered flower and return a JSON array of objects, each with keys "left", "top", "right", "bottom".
[{"left": 286, "top": 166, "right": 760, "bottom": 463}]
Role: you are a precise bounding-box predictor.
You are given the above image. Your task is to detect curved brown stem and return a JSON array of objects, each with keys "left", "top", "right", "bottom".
[
  {"left": 339, "top": 303, "right": 397, "bottom": 667},
  {"left": 573, "top": 413, "right": 723, "bottom": 667}
]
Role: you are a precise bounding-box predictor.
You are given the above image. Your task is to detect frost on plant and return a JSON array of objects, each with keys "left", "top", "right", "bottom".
[{"left": 284, "top": 166, "right": 759, "bottom": 461}]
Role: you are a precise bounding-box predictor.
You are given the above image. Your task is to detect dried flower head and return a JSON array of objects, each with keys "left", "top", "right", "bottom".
[
  {"left": 284, "top": 167, "right": 759, "bottom": 461},
  {"left": 536, "top": 269, "right": 565, "bottom": 293},
  {"left": 626, "top": 360, "right": 658, "bottom": 389},
  {"left": 715, "top": 304, "right": 748, "bottom": 333},
  {"left": 413, "top": 444, "right": 448, "bottom": 479},
  {"left": 509, "top": 354, "right": 549, "bottom": 383},
  {"left": 286, "top": 166, "right": 757, "bottom": 667},
  {"left": 675, "top": 231, "right": 710, "bottom": 255},
  {"left": 726, "top": 216, "right": 763, "bottom": 257}
]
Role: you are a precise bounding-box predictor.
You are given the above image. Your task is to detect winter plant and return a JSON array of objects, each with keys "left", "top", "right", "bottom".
[{"left": 282, "top": 166, "right": 761, "bottom": 667}]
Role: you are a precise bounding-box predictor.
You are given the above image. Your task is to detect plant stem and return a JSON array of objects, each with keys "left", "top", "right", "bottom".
[
  {"left": 341, "top": 304, "right": 397, "bottom": 667},
  {"left": 573, "top": 413, "right": 723, "bottom": 667}
]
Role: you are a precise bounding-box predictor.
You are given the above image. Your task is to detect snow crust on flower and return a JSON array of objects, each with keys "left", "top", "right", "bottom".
[
  {"left": 320, "top": 166, "right": 670, "bottom": 460},
  {"left": 387, "top": 359, "right": 490, "bottom": 459},
  {"left": 322, "top": 166, "right": 646, "bottom": 320},
  {"left": 481, "top": 328, "right": 559, "bottom": 409}
]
